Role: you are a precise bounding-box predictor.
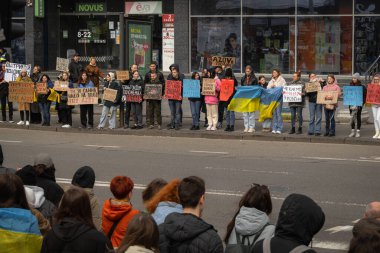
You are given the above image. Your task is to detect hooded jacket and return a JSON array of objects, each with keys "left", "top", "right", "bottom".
[
  {"left": 159, "top": 212, "right": 223, "bottom": 253},
  {"left": 103, "top": 80, "right": 122, "bottom": 107},
  {"left": 101, "top": 199, "right": 140, "bottom": 248},
  {"left": 226, "top": 206, "right": 275, "bottom": 246},
  {"left": 69, "top": 60, "right": 84, "bottom": 83},
  {"left": 253, "top": 194, "right": 325, "bottom": 253},
  {"left": 167, "top": 64, "right": 185, "bottom": 81},
  {"left": 41, "top": 217, "right": 108, "bottom": 253},
  {"left": 152, "top": 201, "right": 183, "bottom": 226},
  {"left": 36, "top": 170, "right": 64, "bottom": 207},
  {"left": 24, "top": 185, "right": 56, "bottom": 223}
]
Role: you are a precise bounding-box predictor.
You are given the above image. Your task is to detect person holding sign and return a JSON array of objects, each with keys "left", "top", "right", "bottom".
[
  {"left": 306, "top": 73, "right": 326, "bottom": 136},
  {"left": 241, "top": 65, "right": 258, "bottom": 133},
  {"left": 78, "top": 72, "right": 95, "bottom": 129},
  {"left": 57, "top": 72, "right": 74, "bottom": 128},
  {"left": 287, "top": 71, "right": 305, "bottom": 135},
  {"left": 129, "top": 71, "right": 145, "bottom": 129},
  {"left": 146, "top": 72, "right": 164, "bottom": 130},
  {"left": 322, "top": 74, "right": 342, "bottom": 137},
  {"left": 188, "top": 72, "right": 202, "bottom": 130},
  {"left": 37, "top": 75, "right": 54, "bottom": 126},
  {"left": 166, "top": 67, "right": 184, "bottom": 130},
  {"left": 98, "top": 72, "right": 122, "bottom": 130},
  {"left": 370, "top": 74, "right": 380, "bottom": 138},
  {"left": 268, "top": 69, "right": 286, "bottom": 134},
  {"left": 205, "top": 69, "right": 221, "bottom": 131},
  {"left": 0, "top": 64, "right": 13, "bottom": 123},
  {"left": 219, "top": 68, "right": 238, "bottom": 132},
  {"left": 347, "top": 73, "right": 366, "bottom": 138},
  {"left": 16, "top": 69, "right": 33, "bottom": 126}
]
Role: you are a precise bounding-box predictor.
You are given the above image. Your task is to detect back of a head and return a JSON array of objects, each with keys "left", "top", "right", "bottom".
[
  {"left": 15, "top": 165, "right": 37, "bottom": 186},
  {"left": 224, "top": 68, "right": 233, "bottom": 78},
  {"left": 145, "top": 179, "right": 181, "bottom": 213},
  {"left": 0, "top": 173, "right": 30, "bottom": 209},
  {"left": 55, "top": 186, "right": 94, "bottom": 228},
  {"left": 349, "top": 218, "right": 380, "bottom": 253},
  {"left": 71, "top": 166, "right": 96, "bottom": 189},
  {"left": 110, "top": 176, "right": 134, "bottom": 200},
  {"left": 142, "top": 178, "right": 168, "bottom": 204},
  {"left": 365, "top": 202, "right": 380, "bottom": 219},
  {"left": 275, "top": 193, "right": 325, "bottom": 246},
  {"left": 178, "top": 176, "right": 205, "bottom": 208}
]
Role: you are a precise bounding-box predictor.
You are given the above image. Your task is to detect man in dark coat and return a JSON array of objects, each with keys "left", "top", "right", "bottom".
[
  {"left": 159, "top": 176, "right": 223, "bottom": 253},
  {"left": 144, "top": 62, "right": 165, "bottom": 84},
  {"left": 68, "top": 53, "right": 83, "bottom": 84}
]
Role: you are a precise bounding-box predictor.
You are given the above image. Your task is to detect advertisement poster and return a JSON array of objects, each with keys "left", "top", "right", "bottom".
[
  {"left": 162, "top": 15, "right": 175, "bottom": 72},
  {"left": 128, "top": 22, "right": 152, "bottom": 75}
]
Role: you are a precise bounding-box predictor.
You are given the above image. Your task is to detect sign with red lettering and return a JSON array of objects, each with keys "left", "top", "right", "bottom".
[
  {"left": 123, "top": 85, "right": 143, "bottom": 103},
  {"left": 8, "top": 82, "right": 35, "bottom": 103},
  {"left": 366, "top": 84, "right": 380, "bottom": 105},
  {"left": 164, "top": 80, "right": 182, "bottom": 100},
  {"left": 36, "top": 82, "right": 48, "bottom": 94},
  {"left": 162, "top": 14, "right": 175, "bottom": 23},
  {"left": 67, "top": 88, "right": 98, "bottom": 105},
  {"left": 220, "top": 79, "right": 234, "bottom": 102}
]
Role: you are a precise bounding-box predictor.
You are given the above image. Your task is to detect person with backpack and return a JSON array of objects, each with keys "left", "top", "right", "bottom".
[{"left": 224, "top": 184, "right": 275, "bottom": 252}]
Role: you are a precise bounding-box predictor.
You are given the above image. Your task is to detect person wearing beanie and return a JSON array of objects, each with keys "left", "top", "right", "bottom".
[
  {"left": 0, "top": 144, "right": 16, "bottom": 174},
  {"left": 72, "top": 166, "right": 101, "bottom": 230},
  {"left": 348, "top": 73, "right": 366, "bottom": 138},
  {"left": 98, "top": 72, "right": 122, "bottom": 130}
]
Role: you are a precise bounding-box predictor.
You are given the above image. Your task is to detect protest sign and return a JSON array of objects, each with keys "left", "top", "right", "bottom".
[
  {"left": 305, "top": 82, "right": 321, "bottom": 93},
  {"left": 4, "top": 62, "right": 32, "bottom": 82},
  {"left": 143, "top": 84, "right": 162, "bottom": 100},
  {"left": 164, "top": 80, "right": 182, "bottom": 100},
  {"left": 283, "top": 85, "right": 302, "bottom": 103},
  {"left": 343, "top": 86, "right": 363, "bottom": 106},
  {"left": 317, "top": 91, "right": 339, "bottom": 105},
  {"left": 8, "top": 82, "right": 35, "bottom": 103},
  {"left": 54, "top": 81, "right": 69, "bottom": 91},
  {"left": 56, "top": 57, "right": 69, "bottom": 72},
  {"left": 67, "top": 88, "right": 98, "bottom": 105},
  {"left": 183, "top": 79, "right": 200, "bottom": 98},
  {"left": 116, "top": 71, "right": 130, "bottom": 81},
  {"left": 219, "top": 79, "right": 234, "bottom": 102},
  {"left": 202, "top": 78, "right": 216, "bottom": 96},
  {"left": 366, "top": 84, "right": 380, "bottom": 105},
  {"left": 211, "top": 56, "right": 236, "bottom": 68},
  {"left": 36, "top": 83, "right": 48, "bottom": 94},
  {"left": 123, "top": 85, "right": 143, "bottom": 103},
  {"left": 103, "top": 88, "right": 118, "bottom": 102}
]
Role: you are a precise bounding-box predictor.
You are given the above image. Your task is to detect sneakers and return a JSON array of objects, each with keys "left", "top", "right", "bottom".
[
  {"left": 62, "top": 124, "right": 71, "bottom": 128},
  {"left": 348, "top": 129, "right": 355, "bottom": 138},
  {"left": 157, "top": 125, "right": 161, "bottom": 130},
  {"left": 355, "top": 130, "right": 360, "bottom": 138},
  {"left": 210, "top": 126, "right": 216, "bottom": 131},
  {"left": 8, "top": 120, "right": 14, "bottom": 123},
  {"left": 17, "top": 121, "right": 24, "bottom": 125},
  {"left": 248, "top": 128, "right": 255, "bottom": 133},
  {"left": 275, "top": 130, "right": 281, "bottom": 134},
  {"left": 26, "top": 121, "right": 30, "bottom": 126},
  {"left": 244, "top": 128, "right": 249, "bottom": 133},
  {"left": 148, "top": 125, "right": 155, "bottom": 129},
  {"left": 216, "top": 122, "right": 222, "bottom": 129},
  {"left": 206, "top": 125, "right": 212, "bottom": 131},
  {"left": 0, "top": 120, "right": 3, "bottom": 123},
  {"left": 373, "top": 131, "right": 380, "bottom": 139}
]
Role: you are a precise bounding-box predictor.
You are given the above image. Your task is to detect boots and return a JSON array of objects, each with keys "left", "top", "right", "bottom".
[
  {"left": 289, "top": 127, "right": 295, "bottom": 134},
  {"left": 224, "top": 125, "right": 230, "bottom": 132},
  {"left": 348, "top": 129, "right": 355, "bottom": 138},
  {"left": 374, "top": 131, "right": 380, "bottom": 139},
  {"left": 296, "top": 127, "right": 302, "bottom": 134}
]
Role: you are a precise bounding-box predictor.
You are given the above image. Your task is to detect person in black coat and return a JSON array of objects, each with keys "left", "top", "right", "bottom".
[
  {"left": 218, "top": 68, "right": 238, "bottom": 132},
  {"left": 128, "top": 71, "right": 145, "bottom": 129},
  {"left": 0, "top": 63, "right": 13, "bottom": 122},
  {"left": 68, "top": 53, "right": 84, "bottom": 83},
  {"left": 144, "top": 62, "right": 165, "bottom": 84}
]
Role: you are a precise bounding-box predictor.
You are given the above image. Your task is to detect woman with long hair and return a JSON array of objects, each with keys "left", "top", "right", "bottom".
[
  {"left": 189, "top": 72, "right": 202, "bottom": 130},
  {"left": 78, "top": 71, "right": 95, "bottom": 128},
  {"left": 38, "top": 74, "right": 54, "bottom": 126},
  {"left": 58, "top": 71, "right": 74, "bottom": 128},
  {"left": 267, "top": 69, "right": 286, "bottom": 134}
]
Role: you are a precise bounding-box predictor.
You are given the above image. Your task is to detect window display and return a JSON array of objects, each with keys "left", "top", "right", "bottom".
[{"left": 243, "top": 0, "right": 295, "bottom": 14}]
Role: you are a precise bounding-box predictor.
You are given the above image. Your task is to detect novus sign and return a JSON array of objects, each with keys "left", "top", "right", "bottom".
[{"left": 76, "top": 3, "right": 107, "bottom": 13}]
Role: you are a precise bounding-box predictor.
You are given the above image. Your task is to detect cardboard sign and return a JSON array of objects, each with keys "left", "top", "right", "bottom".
[
  {"left": 211, "top": 56, "right": 236, "bottom": 67},
  {"left": 164, "top": 80, "right": 182, "bottom": 100},
  {"left": 4, "top": 62, "right": 32, "bottom": 82},
  {"left": 116, "top": 71, "right": 130, "bottom": 81},
  {"left": 366, "top": 84, "right": 380, "bottom": 105},
  {"left": 67, "top": 88, "right": 98, "bottom": 105},
  {"left": 220, "top": 79, "right": 234, "bottom": 102},
  {"left": 123, "top": 85, "right": 143, "bottom": 103},
  {"left": 202, "top": 78, "right": 216, "bottom": 96},
  {"left": 183, "top": 79, "right": 200, "bottom": 98},
  {"left": 8, "top": 82, "right": 35, "bottom": 103},
  {"left": 317, "top": 91, "right": 339, "bottom": 105},
  {"left": 305, "top": 82, "right": 321, "bottom": 93},
  {"left": 54, "top": 81, "right": 70, "bottom": 91},
  {"left": 343, "top": 86, "right": 363, "bottom": 106},
  {"left": 56, "top": 57, "right": 70, "bottom": 72},
  {"left": 143, "top": 84, "right": 162, "bottom": 100},
  {"left": 103, "top": 88, "right": 118, "bottom": 102},
  {"left": 36, "top": 83, "right": 48, "bottom": 94},
  {"left": 283, "top": 85, "right": 302, "bottom": 103}
]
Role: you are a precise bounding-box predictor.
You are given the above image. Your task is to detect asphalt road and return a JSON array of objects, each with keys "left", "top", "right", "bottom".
[{"left": 1, "top": 128, "right": 379, "bottom": 252}]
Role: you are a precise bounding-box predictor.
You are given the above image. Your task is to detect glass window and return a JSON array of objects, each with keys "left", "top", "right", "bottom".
[
  {"left": 355, "top": 0, "right": 380, "bottom": 14},
  {"left": 297, "top": 0, "right": 352, "bottom": 14},
  {"left": 191, "top": 0, "right": 240, "bottom": 15},
  {"left": 243, "top": 0, "right": 295, "bottom": 15},
  {"left": 297, "top": 17, "right": 352, "bottom": 75},
  {"left": 243, "top": 17, "right": 294, "bottom": 74},
  {"left": 354, "top": 17, "right": 380, "bottom": 74},
  {"left": 191, "top": 17, "right": 241, "bottom": 72}
]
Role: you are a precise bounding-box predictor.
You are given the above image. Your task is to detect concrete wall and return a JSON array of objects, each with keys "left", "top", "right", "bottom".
[
  {"left": 25, "top": 6, "right": 44, "bottom": 68},
  {"left": 174, "top": 0, "right": 189, "bottom": 73}
]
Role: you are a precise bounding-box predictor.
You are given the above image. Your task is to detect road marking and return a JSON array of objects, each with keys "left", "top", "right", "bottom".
[
  {"left": 312, "top": 240, "right": 349, "bottom": 251},
  {"left": 325, "top": 225, "right": 353, "bottom": 234},
  {"left": 84, "top": 145, "right": 121, "bottom": 148},
  {"left": 204, "top": 166, "right": 291, "bottom": 175},
  {"left": 302, "top": 156, "right": 380, "bottom": 163},
  {"left": 189, "top": 150, "right": 229, "bottom": 155},
  {"left": 0, "top": 140, "right": 22, "bottom": 143}
]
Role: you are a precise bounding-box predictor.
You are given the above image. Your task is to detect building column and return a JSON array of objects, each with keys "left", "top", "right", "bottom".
[{"left": 174, "top": 0, "right": 189, "bottom": 73}]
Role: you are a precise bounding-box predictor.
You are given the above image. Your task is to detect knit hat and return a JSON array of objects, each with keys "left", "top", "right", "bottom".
[
  {"left": 16, "top": 165, "right": 37, "bottom": 186},
  {"left": 108, "top": 72, "right": 115, "bottom": 81},
  {"left": 0, "top": 144, "right": 3, "bottom": 165},
  {"left": 34, "top": 153, "right": 54, "bottom": 168},
  {"left": 352, "top": 73, "right": 360, "bottom": 79},
  {"left": 72, "top": 166, "right": 96, "bottom": 188}
]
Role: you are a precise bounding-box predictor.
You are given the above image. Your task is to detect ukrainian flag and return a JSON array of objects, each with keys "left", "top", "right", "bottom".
[
  {"left": 259, "top": 87, "right": 283, "bottom": 122},
  {"left": 227, "top": 86, "right": 263, "bottom": 113}
]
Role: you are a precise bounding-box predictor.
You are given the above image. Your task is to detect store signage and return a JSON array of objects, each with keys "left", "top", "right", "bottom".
[
  {"left": 76, "top": 3, "right": 106, "bottom": 13},
  {"left": 34, "top": 0, "right": 45, "bottom": 18},
  {"left": 125, "top": 1, "right": 162, "bottom": 15},
  {"left": 162, "top": 14, "right": 174, "bottom": 71}
]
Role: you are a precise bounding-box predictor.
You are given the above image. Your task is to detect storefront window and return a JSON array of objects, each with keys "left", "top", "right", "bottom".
[
  {"left": 354, "top": 17, "right": 380, "bottom": 74},
  {"left": 243, "top": 0, "right": 295, "bottom": 15},
  {"left": 297, "top": 0, "right": 352, "bottom": 14},
  {"left": 243, "top": 18, "right": 294, "bottom": 74},
  {"left": 355, "top": 0, "right": 380, "bottom": 14},
  {"left": 297, "top": 17, "right": 352, "bottom": 75},
  {"left": 191, "top": 0, "right": 240, "bottom": 15},
  {"left": 191, "top": 17, "right": 241, "bottom": 72}
]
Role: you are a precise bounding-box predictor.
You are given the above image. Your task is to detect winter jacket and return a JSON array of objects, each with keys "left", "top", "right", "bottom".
[
  {"left": 101, "top": 199, "right": 140, "bottom": 248},
  {"left": 37, "top": 80, "right": 54, "bottom": 103},
  {"left": 84, "top": 188, "right": 102, "bottom": 231},
  {"left": 267, "top": 76, "right": 286, "bottom": 89},
  {"left": 253, "top": 194, "right": 325, "bottom": 253},
  {"left": 30, "top": 72, "right": 42, "bottom": 83},
  {"left": 104, "top": 80, "right": 122, "bottom": 108},
  {"left": 31, "top": 207, "right": 51, "bottom": 236},
  {"left": 287, "top": 79, "right": 305, "bottom": 108},
  {"left": 226, "top": 206, "right": 275, "bottom": 247},
  {"left": 159, "top": 212, "right": 224, "bottom": 253},
  {"left": 69, "top": 60, "right": 84, "bottom": 83},
  {"left": 16, "top": 76, "right": 33, "bottom": 82},
  {"left": 79, "top": 80, "right": 95, "bottom": 89},
  {"left": 322, "top": 83, "right": 342, "bottom": 108},
  {"left": 125, "top": 245, "right": 156, "bottom": 253},
  {"left": 41, "top": 217, "right": 108, "bottom": 253},
  {"left": 24, "top": 185, "right": 56, "bottom": 224},
  {"left": 205, "top": 78, "right": 221, "bottom": 105},
  {"left": 85, "top": 64, "right": 103, "bottom": 89},
  {"left": 241, "top": 74, "right": 258, "bottom": 86},
  {"left": 152, "top": 201, "right": 183, "bottom": 226},
  {"left": 36, "top": 171, "right": 64, "bottom": 207},
  {"left": 145, "top": 70, "right": 165, "bottom": 84}
]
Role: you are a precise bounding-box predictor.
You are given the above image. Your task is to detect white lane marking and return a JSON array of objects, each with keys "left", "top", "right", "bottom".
[
  {"left": 204, "top": 166, "right": 291, "bottom": 175},
  {"left": 325, "top": 225, "right": 353, "bottom": 234},
  {"left": 189, "top": 150, "right": 229, "bottom": 155},
  {"left": 312, "top": 240, "right": 349, "bottom": 251},
  {"left": 0, "top": 140, "right": 22, "bottom": 143},
  {"left": 302, "top": 156, "right": 380, "bottom": 163},
  {"left": 84, "top": 145, "right": 121, "bottom": 148}
]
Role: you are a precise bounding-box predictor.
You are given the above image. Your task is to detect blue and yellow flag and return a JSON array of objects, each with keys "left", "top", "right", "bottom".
[
  {"left": 227, "top": 86, "right": 263, "bottom": 113},
  {"left": 259, "top": 87, "right": 283, "bottom": 122}
]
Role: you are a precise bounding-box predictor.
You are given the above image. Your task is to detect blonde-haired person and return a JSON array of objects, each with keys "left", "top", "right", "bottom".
[
  {"left": 16, "top": 68, "right": 33, "bottom": 126},
  {"left": 371, "top": 74, "right": 380, "bottom": 138},
  {"left": 267, "top": 69, "right": 286, "bottom": 134}
]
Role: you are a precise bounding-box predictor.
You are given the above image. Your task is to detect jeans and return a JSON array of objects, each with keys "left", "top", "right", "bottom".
[
  {"left": 38, "top": 102, "right": 51, "bottom": 124},
  {"left": 218, "top": 101, "right": 227, "bottom": 124},
  {"left": 324, "top": 108, "right": 336, "bottom": 135},
  {"left": 80, "top": 104, "right": 94, "bottom": 127},
  {"left": 206, "top": 104, "right": 218, "bottom": 127},
  {"left": 0, "top": 95, "right": 13, "bottom": 121},
  {"left": 146, "top": 100, "right": 162, "bottom": 126},
  {"left": 98, "top": 105, "right": 117, "bottom": 129},
  {"left": 226, "top": 110, "right": 235, "bottom": 126},
  {"left": 308, "top": 102, "right": 322, "bottom": 134},
  {"left": 272, "top": 101, "right": 283, "bottom": 132},
  {"left": 372, "top": 105, "right": 380, "bottom": 131},
  {"left": 349, "top": 106, "right": 362, "bottom": 130},
  {"left": 263, "top": 119, "right": 271, "bottom": 129},
  {"left": 243, "top": 112, "right": 255, "bottom": 129},
  {"left": 168, "top": 100, "right": 182, "bottom": 127},
  {"left": 189, "top": 100, "right": 201, "bottom": 126},
  {"left": 131, "top": 102, "right": 143, "bottom": 126},
  {"left": 290, "top": 107, "right": 303, "bottom": 128}
]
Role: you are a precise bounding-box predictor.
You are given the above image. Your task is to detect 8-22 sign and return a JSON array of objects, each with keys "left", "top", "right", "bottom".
[{"left": 77, "top": 29, "right": 92, "bottom": 38}]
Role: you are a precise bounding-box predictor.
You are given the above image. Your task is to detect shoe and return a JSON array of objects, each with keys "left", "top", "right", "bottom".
[
  {"left": 244, "top": 128, "right": 249, "bottom": 133},
  {"left": 315, "top": 133, "right": 321, "bottom": 136},
  {"left": 158, "top": 125, "right": 161, "bottom": 130},
  {"left": 248, "top": 128, "right": 255, "bottom": 133},
  {"left": 175, "top": 125, "right": 180, "bottom": 130},
  {"left": 289, "top": 127, "right": 296, "bottom": 134},
  {"left": 62, "top": 124, "right": 71, "bottom": 128},
  {"left": 206, "top": 125, "right": 212, "bottom": 131},
  {"left": 8, "top": 120, "right": 14, "bottom": 123},
  {"left": 211, "top": 126, "right": 216, "bottom": 131},
  {"left": 348, "top": 129, "right": 355, "bottom": 138},
  {"left": 271, "top": 130, "right": 276, "bottom": 134},
  {"left": 216, "top": 122, "right": 222, "bottom": 129},
  {"left": 324, "top": 133, "right": 329, "bottom": 136},
  {"left": 308, "top": 132, "right": 313, "bottom": 136},
  {"left": 0, "top": 120, "right": 3, "bottom": 123},
  {"left": 17, "top": 121, "right": 24, "bottom": 125},
  {"left": 136, "top": 125, "right": 143, "bottom": 129},
  {"left": 97, "top": 126, "right": 103, "bottom": 130},
  {"left": 190, "top": 125, "right": 195, "bottom": 130},
  {"left": 373, "top": 131, "right": 380, "bottom": 139},
  {"left": 194, "top": 126, "right": 200, "bottom": 130},
  {"left": 149, "top": 125, "right": 154, "bottom": 129},
  {"left": 87, "top": 125, "right": 93, "bottom": 129},
  {"left": 296, "top": 127, "right": 302, "bottom": 134},
  {"left": 79, "top": 125, "right": 86, "bottom": 129},
  {"left": 229, "top": 126, "right": 234, "bottom": 132},
  {"left": 26, "top": 121, "right": 30, "bottom": 126},
  {"left": 124, "top": 125, "right": 129, "bottom": 129},
  {"left": 276, "top": 130, "right": 281, "bottom": 134},
  {"left": 355, "top": 130, "right": 360, "bottom": 138},
  {"left": 329, "top": 133, "right": 335, "bottom": 137},
  {"left": 131, "top": 125, "right": 137, "bottom": 129},
  {"left": 225, "top": 125, "right": 231, "bottom": 132}
]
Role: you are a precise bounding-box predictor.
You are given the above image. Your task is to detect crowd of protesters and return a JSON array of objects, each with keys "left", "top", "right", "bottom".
[
  {"left": 0, "top": 146, "right": 379, "bottom": 253},
  {"left": 1, "top": 53, "right": 380, "bottom": 139}
]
